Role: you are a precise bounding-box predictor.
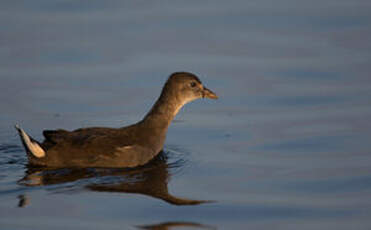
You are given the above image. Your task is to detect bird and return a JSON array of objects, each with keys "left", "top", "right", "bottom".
[{"left": 15, "top": 72, "right": 218, "bottom": 168}]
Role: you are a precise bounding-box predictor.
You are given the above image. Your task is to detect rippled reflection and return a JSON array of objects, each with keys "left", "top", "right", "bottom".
[{"left": 18, "top": 151, "right": 212, "bottom": 207}]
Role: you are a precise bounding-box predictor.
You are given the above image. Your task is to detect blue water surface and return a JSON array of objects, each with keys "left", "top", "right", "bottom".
[{"left": 1, "top": 1, "right": 371, "bottom": 229}]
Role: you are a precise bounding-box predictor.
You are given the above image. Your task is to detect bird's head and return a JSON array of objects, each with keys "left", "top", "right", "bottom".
[{"left": 163, "top": 72, "right": 218, "bottom": 106}]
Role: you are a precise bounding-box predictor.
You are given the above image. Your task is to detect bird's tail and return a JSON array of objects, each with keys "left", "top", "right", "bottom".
[{"left": 15, "top": 125, "right": 45, "bottom": 158}]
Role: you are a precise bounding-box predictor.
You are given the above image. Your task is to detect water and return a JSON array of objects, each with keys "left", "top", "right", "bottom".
[{"left": 1, "top": 0, "right": 371, "bottom": 229}]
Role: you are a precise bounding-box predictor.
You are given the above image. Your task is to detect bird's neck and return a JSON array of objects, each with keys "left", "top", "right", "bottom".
[
  {"left": 134, "top": 94, "right": 182, "bottom": 152},
  {"left": 141, "top": 94, "right": 182, "bottom": 130}
]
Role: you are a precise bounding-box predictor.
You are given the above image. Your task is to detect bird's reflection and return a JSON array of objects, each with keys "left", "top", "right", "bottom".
[
  {"left": 18, "top": 151, "right": 211, "bottom": 206},
  {"left": 17, "top": 194, "right": 30, "bottom": 208}
]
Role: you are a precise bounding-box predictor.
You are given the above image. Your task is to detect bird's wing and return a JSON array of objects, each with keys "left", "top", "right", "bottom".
[
  {"left": 42, "top": 129, "right": 70, "bottom": 143},
  {"left": 42, "top": 127, "right": 118, "bottom": 144},
  {"left": 42, "top": 128, "right": 158, "bottom": 167}
]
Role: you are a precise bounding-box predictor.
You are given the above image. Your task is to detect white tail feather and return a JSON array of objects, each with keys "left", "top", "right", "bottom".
[{"left": 15, "top": 125, "right": 45, "bottom": 158}]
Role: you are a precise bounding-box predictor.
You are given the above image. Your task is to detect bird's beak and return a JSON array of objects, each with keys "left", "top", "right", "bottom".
[{"left": 202, "top": 87, "right": 218, "bottom": 99}]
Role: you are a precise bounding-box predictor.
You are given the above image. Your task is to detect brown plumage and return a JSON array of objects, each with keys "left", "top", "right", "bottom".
[{"left": 16, "top": 72, "right": 218, "bottom": 168}]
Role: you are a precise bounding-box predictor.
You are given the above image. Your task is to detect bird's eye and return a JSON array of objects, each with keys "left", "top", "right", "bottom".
[{"left": 190, "top": 82, "right": 197, "bottom": 88}]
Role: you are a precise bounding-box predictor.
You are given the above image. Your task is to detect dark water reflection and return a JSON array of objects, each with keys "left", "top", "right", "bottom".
[
  {"left": 18, "top": 152, "right": 210, "bottom": 207},
  {"left": 137, "top": 221, "right": 215, "bottom": 230}
]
